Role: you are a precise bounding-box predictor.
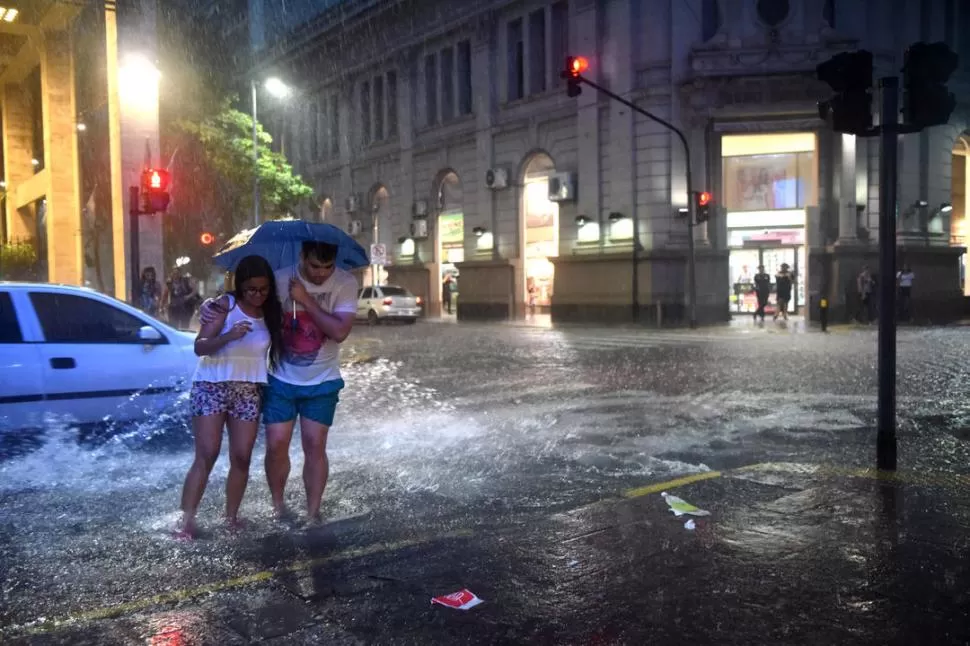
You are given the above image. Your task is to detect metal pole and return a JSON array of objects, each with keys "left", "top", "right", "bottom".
[
  {"left": 251, "top": 79, "right": 260, "bottom": 228},
  {"left": 578, "top": 75, "right": 697, "bottom": 328},
  {"left": 632, "top": 209, "right": 639, "bottom": 321},
  {"left": 877, "top": 76, "right": 898, "bottom": 471},
  {"left": 685, "top": 157, "right": 697, "bottom": 329},
  {"left": 129, "top": 186, "right": 140, "bottom": 305},
  {"left": 372, "top": 207, "right": 379, "bottom": 286}
]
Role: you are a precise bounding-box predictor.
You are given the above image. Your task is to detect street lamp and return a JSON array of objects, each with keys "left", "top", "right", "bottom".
[{"left": 251, "top": 76, "right": 292, "bottom": 228}]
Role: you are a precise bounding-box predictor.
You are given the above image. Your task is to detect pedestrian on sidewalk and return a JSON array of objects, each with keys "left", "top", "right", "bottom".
[
  {"left": 897, "top": 264, "right": 915, "bottom": 322},
  {"left": 857, "top": 265, "right": 875, "bottom": 323},
  {"left": 200, "top": 242, "right": 358, "bottom": 524},
  {"left": 177, "top": 255, "right": 284, "bottom": 539},
  {"left": 773, "top": 264, "right": 793, "bottom": 322},
  {"left": 442, "top": 274, "right": 454, "bottom": 315},
  {"left": 753, "top": 265, "right": 771, "bottom": 322},
  {"left": 137, "top": 267, "right": 162, "bottom": 317}
]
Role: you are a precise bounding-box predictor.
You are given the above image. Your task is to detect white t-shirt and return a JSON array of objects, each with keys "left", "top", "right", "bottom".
[
  {"left": 271, "top": 264, "right": 358, "bottom": 386},
  {"left": 897, "top": 271, "right": 914, "bottom": 288},
  {"left": 193, "top": 294, "right": 270, "bottom": 384}
]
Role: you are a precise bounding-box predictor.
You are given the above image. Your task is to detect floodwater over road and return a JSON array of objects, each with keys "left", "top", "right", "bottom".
[{"left": 3, "top": 322, "right": 970, "bottom": 641}]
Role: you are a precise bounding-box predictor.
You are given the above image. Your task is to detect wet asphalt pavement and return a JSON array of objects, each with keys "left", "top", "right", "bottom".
[{"left": 2, "top": 318, "right": 970, "bottom": 644}]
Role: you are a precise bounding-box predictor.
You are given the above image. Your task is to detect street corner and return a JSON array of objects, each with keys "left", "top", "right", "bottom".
[{"left": 536, "top": 462, "right": 970, "bottom": 643}]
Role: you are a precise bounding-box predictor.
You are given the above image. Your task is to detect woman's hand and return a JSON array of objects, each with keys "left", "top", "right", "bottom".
[{"left": 224, "top": 320, "right": 252, "bottom": 341}]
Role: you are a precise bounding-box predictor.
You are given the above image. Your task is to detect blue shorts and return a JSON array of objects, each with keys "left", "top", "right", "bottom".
[{"left": 262, "top": 376, "right": 345, "bottom": 426}]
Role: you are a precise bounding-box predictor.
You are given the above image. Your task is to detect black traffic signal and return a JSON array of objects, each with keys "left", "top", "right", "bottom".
[
  {"left": 694, "top": 191, "right": 713, "bottom": 224},
  {"left": 816, "top": 50, "right": 873, "bottom": 135},
  {"left": 139, "top": 168, "right": 171, "bottom": 214},
  {"left": 561, "top": 56, "right": 588, "bottom": 98},
  {"left": 902, "top": 42, "right": 959, "bottom": 129}
]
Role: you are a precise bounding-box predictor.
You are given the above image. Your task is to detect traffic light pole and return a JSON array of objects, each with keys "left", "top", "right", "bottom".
[
  {"left": 576, "top": 75, "right": 698, "bottom": 328},
  {"left": 876, "top": 76, "right": 898, "bottom": 471},
  {"left": 129, "top": 186, "right": 141, "bottom": 305}
]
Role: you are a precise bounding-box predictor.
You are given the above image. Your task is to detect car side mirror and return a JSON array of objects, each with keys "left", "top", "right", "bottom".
[{"left": 138, "top": 325, "right": 163, "bottom": 343}]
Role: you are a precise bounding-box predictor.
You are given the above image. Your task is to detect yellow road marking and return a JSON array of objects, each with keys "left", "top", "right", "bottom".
[
  {"left": 624, "top": 470, "right": 723, "bottom": 498},
  {"left": 4, "top": 529, "right": 472, "bottom": 638}
]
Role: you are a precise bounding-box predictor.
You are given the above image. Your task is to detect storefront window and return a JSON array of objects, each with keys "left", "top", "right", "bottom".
[{"left": 722, "top": 151, "right": 816, "bottom": 211}]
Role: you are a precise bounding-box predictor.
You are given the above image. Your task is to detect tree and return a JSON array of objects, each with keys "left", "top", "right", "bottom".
[{"left": 162, "top": 99, "right": 314, "bottom": 271}]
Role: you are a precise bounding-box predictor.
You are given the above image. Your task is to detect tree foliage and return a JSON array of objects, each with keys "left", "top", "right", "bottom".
[{"left": 162, "top": 99, "right": 314, "bottom": 271}]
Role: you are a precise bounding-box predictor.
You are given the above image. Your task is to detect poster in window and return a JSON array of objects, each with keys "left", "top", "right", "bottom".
[{"left": 724, "top": 154, "right": 801, "bottom": 211}]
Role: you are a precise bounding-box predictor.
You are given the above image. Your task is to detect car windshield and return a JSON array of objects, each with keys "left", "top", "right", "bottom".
[{"left": 380, "top": 286, "right": 410, "bottom": 296}]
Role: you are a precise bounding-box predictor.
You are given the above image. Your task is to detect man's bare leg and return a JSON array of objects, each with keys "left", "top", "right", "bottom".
[
  {"left": 299, "top": 417, "right": 330, "bottom": 521},
  {"left": 265, "top": 420, "right": 296, "bottom": 517}
]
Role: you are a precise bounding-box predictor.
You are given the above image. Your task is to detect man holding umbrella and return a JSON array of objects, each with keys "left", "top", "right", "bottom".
[{"left": 203, "top": 224, "right": 366, "bottom": 523}]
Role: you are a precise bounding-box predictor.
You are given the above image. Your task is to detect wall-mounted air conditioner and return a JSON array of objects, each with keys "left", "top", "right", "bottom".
[
  {"left": 348, "top": 219, "right": 363, "bottom": 236},
  {"left": 410, "top": 219, "right": 429, "bottom": 239},
  {"left": 485, "top": 168, "right": 508, "bottom": 190},
  {"left": 346, "top": 194, "right": 361, "bottom": 213},
  {"left": 548, "top": 172, "right": 577, "bottom": 202}
]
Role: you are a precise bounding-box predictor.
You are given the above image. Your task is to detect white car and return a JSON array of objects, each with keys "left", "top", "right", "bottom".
[
  {"left": 356, "top": 285, "right": 422, "bottom": 324},
  {"left": 0, "top": 282, "right": 198, "bottom": 431}
]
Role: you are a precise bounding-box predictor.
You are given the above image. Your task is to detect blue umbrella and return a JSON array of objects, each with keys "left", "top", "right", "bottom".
[{"left": 212, "top": 219, "right": 370, "bottom": 272}]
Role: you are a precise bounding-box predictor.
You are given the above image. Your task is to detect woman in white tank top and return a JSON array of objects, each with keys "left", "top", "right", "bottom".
[{"left": 176, "top": 255, "right": 284, "bottom": 539}]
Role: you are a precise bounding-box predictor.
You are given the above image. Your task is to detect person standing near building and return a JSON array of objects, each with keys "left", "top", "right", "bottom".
[
  {"left": 773, "top": 263, "right": 793, "bottom": 322},
  {"left": 857, "top": 265, "right": 875, "bottom": 323},
  {"left": 165, "top": 267, "right": 197, "bottom": 330},
  {"left": 897, "top": 264, "right": 915, "bottom": 322},
  {"left": 138, "top": 267, "right": 162, "bottom": 317},
  {"left": 753, "top": 265, "right": 771, "bottom": 322},
  {"left": 442, "top": 274, "right": 454, "bottom": 315}
]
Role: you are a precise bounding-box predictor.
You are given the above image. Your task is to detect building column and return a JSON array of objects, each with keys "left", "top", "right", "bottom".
[
  {"left": 2, "top": 82, "right": 35, "bottom": 241},
  {"left": 606, "top": 0, "right": 635, "bottom": 245},
  {"left": 835, "top": 133, "right": 858, "bottom": 244},
  {"left": 473, "top": 16, "right": 495, "bottom": 260},
  {"left": 40, "top": 31, "right": 83, "bottom": 285},
  {"left": 572, "top": 0, "right": 601, "bottom": 251}
]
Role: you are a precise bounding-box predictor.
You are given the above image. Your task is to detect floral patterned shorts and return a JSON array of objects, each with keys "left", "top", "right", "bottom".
[{"left": 190, "top": 381, "right": 263, "bottom": 422}]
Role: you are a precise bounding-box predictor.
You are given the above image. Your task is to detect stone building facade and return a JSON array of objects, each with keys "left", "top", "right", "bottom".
[{"left": 251, "top": 0, "right": 970, "bottom": 323}]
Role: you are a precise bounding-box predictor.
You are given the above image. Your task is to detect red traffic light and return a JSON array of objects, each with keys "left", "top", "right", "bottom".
[
  {"left": 698, "top": 191, "right": 712, "bottom": 207},
  {"left": 142, "top": 168, "right": 170, "bottom": 191},
  {"left": 566, "top": 56, "right": 589, "bottom": 77},
  {"left": 200, "top": 232, "right": 214, "bottom": 246}
]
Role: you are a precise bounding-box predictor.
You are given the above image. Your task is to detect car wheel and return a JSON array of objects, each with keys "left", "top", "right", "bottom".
[
  {"left": 405, "top": 318, "right": 417, "bottom": 324},
  {"left": 368, "top": 310, "right": 380, "bottom": 325}
]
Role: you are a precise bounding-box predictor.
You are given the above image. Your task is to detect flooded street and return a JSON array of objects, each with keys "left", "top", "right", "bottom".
[{"left": 3, "top": 322, "right": 970, "bottom": 643}]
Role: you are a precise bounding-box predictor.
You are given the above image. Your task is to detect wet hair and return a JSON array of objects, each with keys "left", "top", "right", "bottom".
[
  {"left": 233, "top": 255, "right": 283, "bottom": 370},
  {"left": 301, "top": 241, "right": 338, "bottom": 264}
]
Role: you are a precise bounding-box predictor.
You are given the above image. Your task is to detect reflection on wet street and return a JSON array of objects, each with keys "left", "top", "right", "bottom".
[{"left": 2, "top": 322, "right": 970, "bottom": 643}]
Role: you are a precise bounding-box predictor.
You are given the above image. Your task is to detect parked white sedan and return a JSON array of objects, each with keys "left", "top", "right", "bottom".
[
  {"left": 356, "top": 285, "right": 422, "bottom": 324},
  {"left": 0, "top": 282, "right": 198, "bottom": 431}
]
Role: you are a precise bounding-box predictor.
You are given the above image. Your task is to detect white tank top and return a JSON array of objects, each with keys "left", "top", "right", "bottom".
[{"left": 193, "top": 295, "right": 271, "bottom": 384}]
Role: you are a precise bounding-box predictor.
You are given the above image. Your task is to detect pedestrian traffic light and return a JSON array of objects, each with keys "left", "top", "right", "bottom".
[
  {"left": 561, "top": 56, "right": 588, "bottom": 98},
  {"left": 694, "top": 191, "right": 713, "bottom": 224},
  {"left": 139, "top": 168, "right": 171, "bottom": 214},
  {"left": 902, "top": 42, "right": 959, "bottom": 129},
  {"left": 816, "top": 50, "right": 873, "bottom": 135},
  {"left": 200, "top": 232, "right": 215, "bottom": 246}
]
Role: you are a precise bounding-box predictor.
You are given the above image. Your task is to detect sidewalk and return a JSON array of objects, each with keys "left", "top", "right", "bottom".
[{"left": 7, "top": 462, "right": 969, "bottom": 644}]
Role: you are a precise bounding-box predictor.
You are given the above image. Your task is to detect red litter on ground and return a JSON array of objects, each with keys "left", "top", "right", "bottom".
[{"left": 431, "top": 588, "right": 484, "bottom": 610}]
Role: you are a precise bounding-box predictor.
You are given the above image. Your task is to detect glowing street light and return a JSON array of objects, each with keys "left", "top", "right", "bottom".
[{"left": 264, "top": 77, "right": 292, "bottom": 99}]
